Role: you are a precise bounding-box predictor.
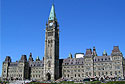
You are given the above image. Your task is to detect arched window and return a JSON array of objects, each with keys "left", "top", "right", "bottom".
[{"left": 48, "top": 61, "right": 51, "bottom": 67}]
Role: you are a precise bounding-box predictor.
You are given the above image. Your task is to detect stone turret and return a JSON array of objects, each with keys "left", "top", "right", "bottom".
[
  {"left": 85, "top": 49, "right": 92, "bottom": 56},
  {"left": 111, "top": 46, "right": 122, "bottom": 56},
  {"left": 2, "top": 56, "right": 12, "bottom": 80},
  {"left": 92, "top": 46, "right": 97, "bottom": 56},
  {"left": 28, "top": 53, "right": 34, "bottom": 61},
  {"left": 5, "top": 56, "right": 11, "bottom": 62},
  {"left": 20, "top": 55, "right": 27, "bottom": 62}
]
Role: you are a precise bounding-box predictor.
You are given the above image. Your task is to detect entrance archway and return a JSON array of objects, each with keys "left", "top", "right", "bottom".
[{"left": 46, "top": 73, "right": 51, "bottom": 81}]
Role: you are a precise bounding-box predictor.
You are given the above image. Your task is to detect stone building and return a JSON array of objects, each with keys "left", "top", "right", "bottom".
[
  {"left": 62, "top": 46, "right": 125, "bottom": 80},
  {"left": 1, "top": 4, "right": 125, "bottom": 81}
]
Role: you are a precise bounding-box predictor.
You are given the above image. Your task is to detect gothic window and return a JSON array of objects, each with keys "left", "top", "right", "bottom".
[
  {"left": 94, "top": 72, "right": 96, "bottom": 76},
  {"left": 115, "top": 71, "right": 117, "bottom": 75},
  {"left": 51, "top": 40, "right": 53, "bottom": 43},
  {"left": 82, "top": 73, "right": 84, "bottom": 77},
  {"left": 68, "top": 74, "right": 69, "bottom": 77},
  {"left": 110, "top": 71, "right": 112, "bottom": 75},
  {"left": 98, "top": 72, "right": 100, "bottom": 76},
  {"left": 82, "top": 69, "right": 84, "bottom": 72},
  {"left": 78, "top": 74, "right": 80, "bottom": 77},
  {"left": 119, "top": 71, "right": 120, "bottom": 74},
  {"left": 89, "top": 72, "right": 91, "bottom": 76},
  {"left": 109, "top": 58, "right": 110, "bottom": 60},
  {"left": 48, "top": 61, "right": 51, "bottom": 67},
  {"left": 48, "top": 32, "right": 53, "bottom": 36},
  {"left": 102, "top": 67, "right": 104, "bottom": 70},
  {"left": 78, "top": 69, "right": 80, "bottom": 72},
  {"left": 106, "top": 72, "right": 108, "bottom": 75},
  {"left": 102, "top": 72, "right": 104, "bottom": 75}
]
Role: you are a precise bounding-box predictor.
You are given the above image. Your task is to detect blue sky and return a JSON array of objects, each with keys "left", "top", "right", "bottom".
[{"left": 1, "top": 0, "right": 125, "bottom": 76}]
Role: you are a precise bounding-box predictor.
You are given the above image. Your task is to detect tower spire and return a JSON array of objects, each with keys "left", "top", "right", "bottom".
[{"left": 49, "top": 4, "right": 57, "bottom": 21}]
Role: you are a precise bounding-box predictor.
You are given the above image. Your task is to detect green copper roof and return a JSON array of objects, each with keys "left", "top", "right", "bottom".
[
  {"left": 103, "top": 50, "right": 107, "bottom": 55},
  {"left": 49, "top": 4, "right": 57, "bottom": 21},
  {"left": 36, "top": 56, "right": 40, "bottom": 60},
  {"left": 69, "top": 53, "right": 72, "bottom": 58}
]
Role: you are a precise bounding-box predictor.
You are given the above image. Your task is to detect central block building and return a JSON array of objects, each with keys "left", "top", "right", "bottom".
[{"left": 2, "top": 4, "right": 125, "bottom": 81}]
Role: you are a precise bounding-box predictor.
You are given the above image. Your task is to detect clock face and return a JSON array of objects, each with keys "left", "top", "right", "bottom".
[{"left": 49, "top": 22, "right": 53, "bottom": 26}]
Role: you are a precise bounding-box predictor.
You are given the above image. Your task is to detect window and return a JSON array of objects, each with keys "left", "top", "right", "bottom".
[
  {"left": 115, "top": 71, "right": 117, "bottom": 75},
  {"left": 109, "top": 58, "right": 110, "bottom": 60},
  {"left": 78, "top": 70, "right": 80, "bottom": 72},
  {"left": 106, "top": 72, "right": 108, "bottom": 75},
  {"left": 89, "top": 72, "right": 91, "bottom": 76},
  {"left": 82, "top": 69, "right": 84, "bottom": 72},
  {"left": 102, "top": 67, "right": 104, "bottom": 70},
  {"left": 86, "top": 72, "right": 88, "bottom": 76},
  {"left": 78, "top": 74, "right": 80, "bottom": 77},
  {"left": 110, "top": 71, "right": 112, "bottom": 75},
  {"left": 98, "top": 72, "right": 100, "bottom": 76},
  {"left": 48, "top": 61, "right": 51, "bottom": 67},
  {"left": 82, "top": 73, "right": 84, "bottom": 77},
  {"left": 67, "top": 70, "right": 70, "bottom": 72},
  {"left": 119, "top": 71, "right": 120, "bottom": 74},
  {"left": 48, "top": 32, "right": 53, "bottom": 36},
  {"left": 68, "top": 74, "right": 69, "bottom": 77},
  {"left": 115, "top": 66, "right": 120, "bottom": 69},
  {"left": 94, "top": 72, "right": 96, "bottom": 76},
  {"left": 102, "top": 72, "right": 104, "bottom": 75}
]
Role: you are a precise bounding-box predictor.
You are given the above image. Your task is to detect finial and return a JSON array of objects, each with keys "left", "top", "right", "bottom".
[
  {"left": 30, "top": 52, "right": 32, "bottom": 56},
  {"left": 52, "top": 0, "right": 54, "bottom": 4}
]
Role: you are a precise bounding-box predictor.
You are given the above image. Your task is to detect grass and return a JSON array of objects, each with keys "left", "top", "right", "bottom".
[{"left": 25, "top": 81, "right": 125, "bottom": 84}]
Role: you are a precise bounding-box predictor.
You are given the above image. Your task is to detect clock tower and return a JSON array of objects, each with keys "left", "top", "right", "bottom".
[{"left": 44, "top": 4, "right": 59, "bottom": 81}]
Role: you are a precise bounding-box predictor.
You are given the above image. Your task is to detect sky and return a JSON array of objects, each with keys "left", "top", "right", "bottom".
[{"left": 1, "top": 0, "right": 125, "bottom": 76}]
